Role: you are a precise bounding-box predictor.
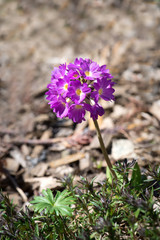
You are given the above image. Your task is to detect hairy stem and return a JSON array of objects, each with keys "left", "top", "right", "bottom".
[{"left": 93, "top": 119, "right": 117, "bottom": 180}]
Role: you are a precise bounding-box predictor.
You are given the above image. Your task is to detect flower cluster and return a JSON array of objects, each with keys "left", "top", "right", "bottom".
[{"left": 46, "top": 58, "right": 115, "bottom": 123}]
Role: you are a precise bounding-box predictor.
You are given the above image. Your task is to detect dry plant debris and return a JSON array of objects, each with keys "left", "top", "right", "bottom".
[{"left": 0, "top": 0, "right": 160, "bottom": 207}]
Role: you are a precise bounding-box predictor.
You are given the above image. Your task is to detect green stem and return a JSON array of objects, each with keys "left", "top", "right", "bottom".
[{"left": 93, "top": 119, "right": 117, "bottom": 180}]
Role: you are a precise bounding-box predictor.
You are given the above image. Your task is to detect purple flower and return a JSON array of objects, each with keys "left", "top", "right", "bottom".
[
  {"left": 49, "top": 96, "right": 69, "bottom": 119},
  {"left": 80, "top": 60, "right": 101, "bottom": 80},
  {"left": 46, "top": 58, "right": 115, "bottom": 123},
  {"left": 51, "top": 63, "right": 67, "bottom": 80},
  {"left": 67, "top": 69, "right": 81, "bottom": 79},
  {"left": 68, "top": 80, "right": 91, "bottom": 103},
  {"left": 84, "top": 102, "right": 104, "bottom": 120},
  {"left": 92, "top": 78, "right": 115, "bottom": 102},
  {"left": 99, "top": 65, "right": 113, "bottom": 78},
  {"left": 46, "top": 82, "right": 58, "bottom": 101},
  {"left": 56, "top": 76, "right": 71, "bottom": 97},
  {"left": 68, "top": 103, "right": 86, "bottom": 123},
  {"left": 68, "top": 58, "right": 83, "bottom": 69}
]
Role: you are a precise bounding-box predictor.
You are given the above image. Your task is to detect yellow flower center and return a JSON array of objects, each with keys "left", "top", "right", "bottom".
[
  {"left": 75, "top": 105, "right": 82, "bottom": 109},
  {"left": 64, "top": 83, "right": 68, "bottom": 90},
  {"left": 74, "top": 74, "right": 78, "bottom": 77},
  {"left": 98, "top": 88, "right": 103, "bottom": 95},
  {"left": 76, "top": 88, "right": 82, "bottom": 96},
  {"left": 85, "top": 71, "right": 90, "bottom": 76}
]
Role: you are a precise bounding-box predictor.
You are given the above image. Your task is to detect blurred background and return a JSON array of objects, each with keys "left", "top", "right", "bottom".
[{"left": 0, "top": 0, "right": 160, "bottom": 204}]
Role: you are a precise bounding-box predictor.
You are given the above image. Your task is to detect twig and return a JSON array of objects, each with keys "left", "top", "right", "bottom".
[
  {"left": 49, "top": 152, "right": 85, "bottom": 168},
  {"left": 4, "top": 137, "right": 66, "bottom": 146},
  {"left": 0, "top": 128, "right": 18, "bottom": 136}
]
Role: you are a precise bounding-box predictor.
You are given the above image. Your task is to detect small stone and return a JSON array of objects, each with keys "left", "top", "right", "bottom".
[{"left": 112, "top": 139, "right": 136, "bottom": 160}]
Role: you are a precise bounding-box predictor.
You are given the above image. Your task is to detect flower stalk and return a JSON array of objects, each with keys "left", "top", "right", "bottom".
[{"left": 93, "top": 119, "right": 117, "bottom": 180}]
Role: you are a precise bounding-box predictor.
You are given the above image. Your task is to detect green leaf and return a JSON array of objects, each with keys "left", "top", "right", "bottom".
[
  {"left": 31, "top": 189, "right": 75, "bottom": 216},
  {"left": 134, "top": 208, "right": 140, "bottom": 218},
  {"left": 106, "top": 166, "right": 113, "bottom": 184},
  {"left": 130, "top": 162, "right": 142, "bottom": 188},
  {"left": 112, "top": 165, "right": 123, "bottom": 184},
  {"left": 53, "top": 190, "right": 75, "bottom": 216},
  {"left": 35, "top": 223, "right": 39, "bottom": 237}
]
